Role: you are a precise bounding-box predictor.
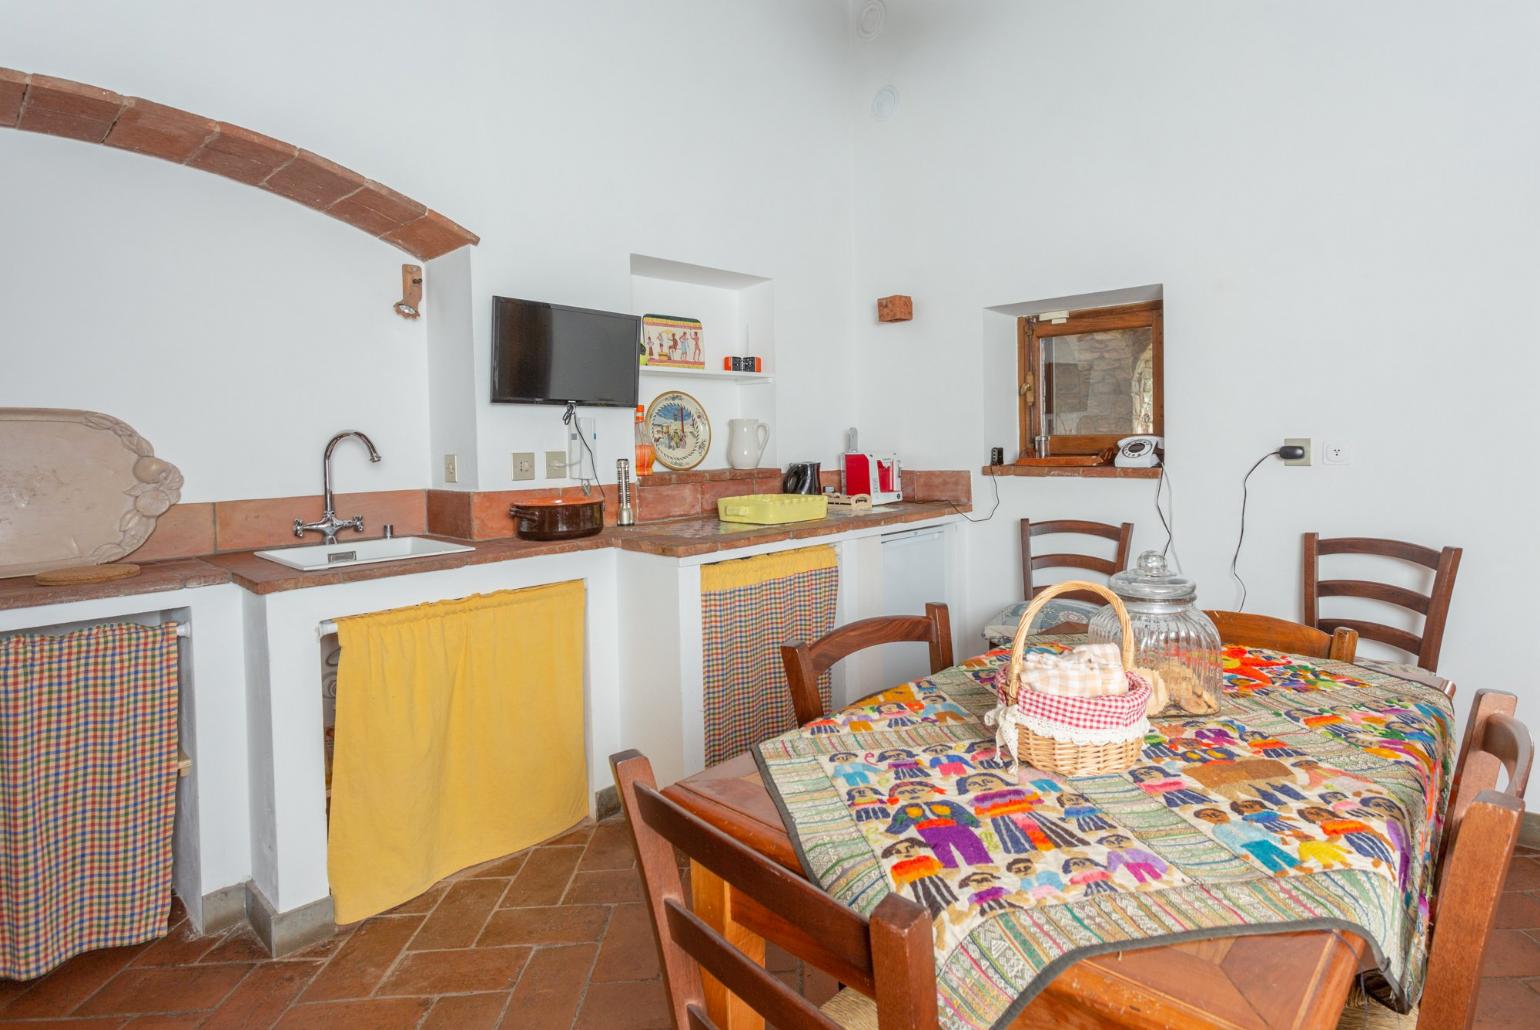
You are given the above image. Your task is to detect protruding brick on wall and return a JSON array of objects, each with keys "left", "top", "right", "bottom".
[{"left": 0, "top": 67, "right": 479, "bottom": 261}]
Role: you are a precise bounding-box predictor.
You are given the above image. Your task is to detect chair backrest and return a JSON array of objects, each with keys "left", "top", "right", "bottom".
[
  {"left": 1204, "top": 610, "right": 1359, "bottom": 662},
  {"left": 1416, "top": 690, "right": 1532, "bottom": 1029},
  {"left": 610, "top": 750, "right": 937, "bottom": 1030},
  {"left": 1022, "top": 519, "right": 1134, "bottom": 606},
  {"left": 1302, "top": 533, "right": 1462, "bottom": 672},
  {"left": 780, "top": 603, "right": 953, "bottom": 727}
]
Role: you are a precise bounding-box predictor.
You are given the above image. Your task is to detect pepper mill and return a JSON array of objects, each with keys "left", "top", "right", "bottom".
[{"left": 616, "top": 459, "right": 636, "bottom": 526}]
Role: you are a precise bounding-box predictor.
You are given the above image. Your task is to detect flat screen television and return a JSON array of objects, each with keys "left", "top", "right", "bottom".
[{"left": 490, "top": 296, "right": 640, "bottom": 407}]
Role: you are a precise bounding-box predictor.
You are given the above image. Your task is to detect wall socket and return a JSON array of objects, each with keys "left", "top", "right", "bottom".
[
  {"left": 1322, "top": 441, "right": 1351, "bottom": 466},
  {"left": 1283, "top": 437, "right": 1312, "bottom": 467},
  {"left": 443, "top": 453, "right": 458, "bottom": 484},
  {"left": 511, "top": 452, "right": 535, "bottom": 481},
  {"left": 545, "top": 450, "right": 567, "bottom": 478}
]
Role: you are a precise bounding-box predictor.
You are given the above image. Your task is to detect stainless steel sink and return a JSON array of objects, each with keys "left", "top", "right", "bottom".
[{"left": 254, "top": 536, "right": 473, "bottom": 572}]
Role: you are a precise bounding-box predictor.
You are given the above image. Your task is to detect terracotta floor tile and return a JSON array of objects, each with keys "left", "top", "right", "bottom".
[
  {"left": 376, "top": 946, "right": 531, "bottom": 997},
  {"left": 591, "top": 905, "right": 660, "bottom": 984},
  {"left": 573, "top": 978, "right": 671, "bottom": 1030},
  {"left": 1505, "top": 858, "right": 1540, "bottom": 892},
  {"left": 75, "top": 964, "right": 252, "bottom": 1016},
  {"left": 479, "top": 905, "right": 608, "bottom": 947},
  {"left": 199, "top": 928, "right": 272, "bottom": 964},
  {"left": 1496, "top": 891, "right": 1540, "bottom": 931},
  {"left": 0, "top": 944, "right": 146, "bottom": 1018},
  {"left": 422, "top": 990, "right": 509, "bottom": 1029},
  {"left": 0, "top": 1020, "right": 126, "bottom": 1029},
  {"left": 1475, "top": 975, "right": 1540, "bottom": 1028},
  {"left": 1481, "top": 930, "right": 1540, "bottom": 978},
  {"left": 502, "top": 847, "right": 584, "bottom": 907},
  {"left": 565, "top": 868, "right": 643, "bottom": 905},
  {"left": 461, "top": 853, "right": 528, "bottom": 880},
  {"left": 547, "top": 823, "right": 596, "bottom": 848},
  {"left": 409, "top": 879, "right": 508, "bottom": 951},
  {"left": 121, "top": 1015, "right": 204, "bottom": 1028},
  {"left": 579, "top": 822, "right": 638, "bottom": 871},
  {"left": 387, "top": 882, "right": 447, "bottom": 915},
  {"left": 289, "top": 928, "right": 353, "bottom": 964},
  {"left": 202, "top": 960, "right": 320, "bottom": 1029},
  {"left": 299, "top": 914, "right": 422, "bottom": 1003},
  {"left": 503, "top": 943, "right": 597, "bottom": 1028},
  {"left": 128, "top": 918, "right": 216, "bottom": 968},
  {"left": 276, "top": 997, "right": 431, "bottom": 1029}
]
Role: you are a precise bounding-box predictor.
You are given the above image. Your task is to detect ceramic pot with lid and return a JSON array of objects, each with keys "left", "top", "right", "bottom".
[{"left": 1086, "top": 550, "right": 1223, "bottom": 716}]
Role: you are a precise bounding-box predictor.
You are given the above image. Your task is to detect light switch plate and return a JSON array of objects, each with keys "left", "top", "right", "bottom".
[
  {"left": 1283, "top": 437, "right": 1312, "bottom": 467},
  {"left": 443, "top": 454, "right": 458, "bottom": 484},
  {"left": 511, "top": 452, "right": 535, "bottom": 481},
  {"left": 545, "top": 451, "right": 567, "bottom": 478}
]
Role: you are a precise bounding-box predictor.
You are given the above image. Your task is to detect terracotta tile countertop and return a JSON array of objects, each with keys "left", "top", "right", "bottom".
[{"left": 0, "top": 501, "right": 966, "bottom": 610}]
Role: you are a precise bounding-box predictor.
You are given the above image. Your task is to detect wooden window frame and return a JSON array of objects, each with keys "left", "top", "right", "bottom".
[{"left": 1017, "top": 300, "right": 1163, "bottom": 459}]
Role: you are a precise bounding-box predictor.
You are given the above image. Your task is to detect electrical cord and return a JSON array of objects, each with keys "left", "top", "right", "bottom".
[
  {"left": 1154, "top": 461, "right": 1182, "bottom": 573},
  {"left": 1230, "top": 446, "right": 1299, "bottom": 609},
  {"left": 561, "top": 402, "right": 597, "bottom": 496},
  {"left": 946, "top": 467, "right": 1001, "bottom": 523}
]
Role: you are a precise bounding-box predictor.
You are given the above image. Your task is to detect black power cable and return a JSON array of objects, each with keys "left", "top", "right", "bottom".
[{"left": 1229, "top": 445, "right": 1304, "bottom": 609}]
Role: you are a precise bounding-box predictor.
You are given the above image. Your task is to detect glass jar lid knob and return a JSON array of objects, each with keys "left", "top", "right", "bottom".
[{"left": 1109, "top": 549, "right": 1198, "bottom": 602}]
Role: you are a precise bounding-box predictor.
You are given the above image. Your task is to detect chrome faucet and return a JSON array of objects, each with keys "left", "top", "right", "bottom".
[{"left": 294, "top": 431, "right": 382, "bottom": 544}]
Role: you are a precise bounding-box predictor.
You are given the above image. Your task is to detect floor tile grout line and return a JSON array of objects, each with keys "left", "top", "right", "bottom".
[{"left": 565, "top": 906, "right": 612, "bottom": 1030}]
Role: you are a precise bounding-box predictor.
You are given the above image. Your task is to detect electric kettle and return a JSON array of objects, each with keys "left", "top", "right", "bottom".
[{"left": 782, "top": 462, "right": 822, "bottom": 495}]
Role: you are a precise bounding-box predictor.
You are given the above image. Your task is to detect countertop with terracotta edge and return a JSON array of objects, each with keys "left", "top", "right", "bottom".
[{"left": 0, "top": 501, "right": 966, "bottom": 610}]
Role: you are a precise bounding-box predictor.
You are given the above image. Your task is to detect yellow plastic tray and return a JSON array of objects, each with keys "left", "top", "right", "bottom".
[{"left": 716, "top": 494, "right": 828, "bottom": 525}]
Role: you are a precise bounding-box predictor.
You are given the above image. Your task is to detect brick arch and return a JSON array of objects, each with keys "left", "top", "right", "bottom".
[{"left": 0, "top": 69, "right": 478, "bottom": 260}]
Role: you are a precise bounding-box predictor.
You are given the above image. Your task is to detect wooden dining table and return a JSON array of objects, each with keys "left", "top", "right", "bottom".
[{"left": 662, "top": 630, "right": 1376, "bottom": 1029}]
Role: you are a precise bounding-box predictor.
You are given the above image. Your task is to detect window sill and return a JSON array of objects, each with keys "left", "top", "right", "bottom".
[{"left": 981, "top": 464, "right": 1161, "bottom": 480}]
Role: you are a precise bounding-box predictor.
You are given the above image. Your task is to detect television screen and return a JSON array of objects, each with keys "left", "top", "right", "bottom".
[{"left": 491, "top": 296, "right": 640, "bottom": 407}]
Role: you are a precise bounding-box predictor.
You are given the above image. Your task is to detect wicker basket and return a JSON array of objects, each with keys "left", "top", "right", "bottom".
[{"left": 998, "top": 580, "right": 1148, "bottom": 776}]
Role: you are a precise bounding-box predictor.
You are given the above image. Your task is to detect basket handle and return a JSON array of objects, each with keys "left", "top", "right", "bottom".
[{"left": 1003, "top": 580, "right": 1134, "bottom": 704}]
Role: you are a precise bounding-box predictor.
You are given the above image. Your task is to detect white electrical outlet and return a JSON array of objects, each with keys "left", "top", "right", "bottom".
[
  {"left": 511, "top": 452, "right": 535, "bottom": 481},
  {"left": 1322, "top": 441, "right": 1351, "bottom": 466},
  {"left": 566, "top": 417, "right": 596, "bottom": 478},
  {"left": 545, "top": 450, "right": 567, "bottom": 478},
  {"left": 1283, "top": 437, "right": 1312, "bottom": 467},
  {"left": 443, "top": 454, "right": 458, "bottom": 484}
]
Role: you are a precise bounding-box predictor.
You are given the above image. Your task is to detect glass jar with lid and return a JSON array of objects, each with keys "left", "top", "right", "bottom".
[{"left": 1087, "top": 550, "right": 1222, "bottom": 716}]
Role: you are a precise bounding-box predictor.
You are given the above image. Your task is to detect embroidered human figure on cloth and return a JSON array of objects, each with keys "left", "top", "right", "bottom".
[
  {"left": 881, "top": 837, "right": 958, "bottom": 916},
  {"left": 1099, "top": 834, "right": 1169, "bottom": 885},
  {"left": 884, "top": 781, "right": 992, "bottom": 868},
  {"left": 1195, "top": 807, "right": 1301, "bottom": 874}
]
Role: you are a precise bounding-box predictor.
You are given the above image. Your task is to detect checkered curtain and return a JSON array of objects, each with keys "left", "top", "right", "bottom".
[
  {"left": 700, "top": 545, "right": 838, "bottom": 766},
  {"left": 0, "top": 623, "right": 179, "bottom": 979}
]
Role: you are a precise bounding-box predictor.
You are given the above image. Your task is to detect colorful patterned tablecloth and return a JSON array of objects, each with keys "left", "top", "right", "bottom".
[{"left": 755, "top": 638, "right": 1453, "bottom": 1030}]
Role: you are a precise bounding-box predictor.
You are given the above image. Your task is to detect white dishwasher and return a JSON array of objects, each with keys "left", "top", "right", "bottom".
[{"left": 879, "top": 525, "right": 950, "bottom": 687}]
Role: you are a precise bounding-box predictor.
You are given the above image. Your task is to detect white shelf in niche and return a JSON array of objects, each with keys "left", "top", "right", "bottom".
[{"left": 639, "top": 366, "right": 773, "bottom": 384}]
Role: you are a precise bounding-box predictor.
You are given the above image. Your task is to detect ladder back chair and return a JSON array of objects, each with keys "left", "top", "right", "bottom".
[
  {"left": 1340, "top": 689, "right": 1531, "bottom": 1029},
  {"left": 611, "top": 750, "right": 938, "bottom": 1030},
  {"left": 781, "top": 603, "right": 953, "bottom": 727},
  {"left": 1023, "top": 519, "right": 1134, "bottom": 606},
  {"left": 1205, "top": 610, "right": 1359, "bottom": 662},
  {"left": 1302, "top": 533, "right": 1462, "bottom": 673}
]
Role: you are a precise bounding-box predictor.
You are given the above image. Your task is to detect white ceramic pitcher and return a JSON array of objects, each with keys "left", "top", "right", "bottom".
[{"left": 725, "top": 418, "right": 770, "bottom": 470}]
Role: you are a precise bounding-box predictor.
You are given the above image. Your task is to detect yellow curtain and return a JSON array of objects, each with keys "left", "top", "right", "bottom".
[
  {"left": 699, "top": 543, "right": 837, "bottom": 592},
  {"left": 327, "top": 581, "right": 586, "bottom": 924}
]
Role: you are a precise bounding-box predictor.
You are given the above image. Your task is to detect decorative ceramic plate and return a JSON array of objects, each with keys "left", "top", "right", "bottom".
[
  {"left": 0, "top": 408, "right": 183, "bottom": 578},
  {"left": 645, "top": 390, "right": 711, "bottom": 471}
]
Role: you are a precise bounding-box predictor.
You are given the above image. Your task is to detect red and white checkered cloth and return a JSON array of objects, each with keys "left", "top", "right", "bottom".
[{"left": 1016, "top": 673, "right": 1151, "bottom": 732}]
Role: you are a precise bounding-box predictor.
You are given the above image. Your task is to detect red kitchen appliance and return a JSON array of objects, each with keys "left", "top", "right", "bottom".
[{"left": 841, "top": 453, "right": 903, "bottom": 505}]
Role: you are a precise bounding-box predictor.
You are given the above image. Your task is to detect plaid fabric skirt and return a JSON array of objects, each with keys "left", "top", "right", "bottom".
[{"left": 700, "top": 546, "right": 838, "bottom": 766}]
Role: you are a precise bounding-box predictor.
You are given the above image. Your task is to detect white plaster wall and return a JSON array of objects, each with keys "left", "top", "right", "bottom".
[
  {"left": 847, "top": 1, "right": 1540, "bottom": 710},
  {"left": 0, "top": 0, "right": 859, "bottom": 501}
]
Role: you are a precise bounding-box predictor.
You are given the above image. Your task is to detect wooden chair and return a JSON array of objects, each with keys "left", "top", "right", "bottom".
[
  {"left": 1340, "top": 689, "right": 1532, "bottom": 1029},
  {"left": 1303, "top": 533, "right": 1462, "bottom": 672},
  {"left": 780, "top": 603, "right": 953, "bottom": 727},
  {"left": 611, "top": 750, "right": 937, "bottom": 1029},
  {"left": 1205, "top": 610, "right": 1359, "bottom": 662},
  {"left": 1022, "top": 518, "right": 1134, "bottom": 606}
]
